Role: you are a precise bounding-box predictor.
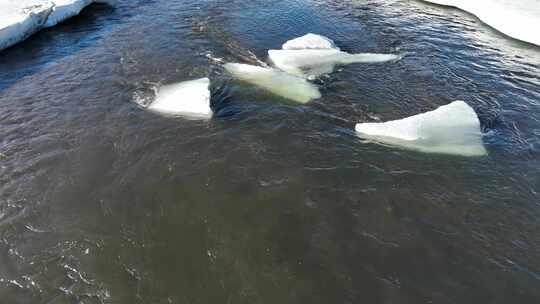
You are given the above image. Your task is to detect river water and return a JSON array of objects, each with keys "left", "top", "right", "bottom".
[{"left": 1, "top": 0, "right": 539, "bottom": 303}]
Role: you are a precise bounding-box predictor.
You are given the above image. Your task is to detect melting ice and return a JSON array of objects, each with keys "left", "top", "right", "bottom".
[
  {"left": 268, "top": 49, "right": 401, "bottom": 78},
  {"left": 270, "top": 33, "right": 402, "bottom": 78},
  {"left": 355, "top": 100, "right": 487, "bottom": 156},
  {"left": 148, "top": 78, "right": 213, "bottom": 119},
  {"left": 224, "top": 63, "right": 321, "bottom": 103},
  {"left": 281, "top": 33, "right": 340, "bottom": 50}
]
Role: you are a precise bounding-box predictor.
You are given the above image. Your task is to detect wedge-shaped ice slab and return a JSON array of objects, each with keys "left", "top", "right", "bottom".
[
  {"left": 45, "top": 0, "right": 94, "bottom": 27},
  {"left": 0, "top": 0, "right": 54, "bottom": 51},
  {"left": 355, "top": 101, "right": 487, "bottom": 156},
  {"left": 423, "top": 0, "right": 540, "bottom": 46},
  {"left": 268, "top": 49, "right": 401, "bottom": 78},
  {"left": 224, "top": 63, "right": 321, "bottom": 103},
  {"left": 282, "top": 33, "right": 339, "bottom": 50},
  {"left": 148, "top": 78, "right": 212, "bottom": 119}
]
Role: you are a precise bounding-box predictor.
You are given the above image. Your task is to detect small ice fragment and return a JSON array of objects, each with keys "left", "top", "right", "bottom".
[
  {"left": 224, "top": 63, "right": 321, "bottom": 103},
  {"left": 148, "top": 78, "right": 212, "bottom": 118},
  {"left": 355, "top": 100, "right": 487, "bottom": 156},
  {"left": 282, "top": 33, "right": 340, "bottom": 50}
]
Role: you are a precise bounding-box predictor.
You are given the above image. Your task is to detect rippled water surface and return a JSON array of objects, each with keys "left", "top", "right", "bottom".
[{"left": 1, "top": 0, "right": 540, "bottom": 303}]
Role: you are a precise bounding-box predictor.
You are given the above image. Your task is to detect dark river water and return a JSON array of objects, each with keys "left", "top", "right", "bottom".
[{"left": 1, "top": 0, "right": 540, "bottom": 303}]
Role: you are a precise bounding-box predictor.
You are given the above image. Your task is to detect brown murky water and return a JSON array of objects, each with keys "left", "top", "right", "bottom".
[{"left": 1, "top": 0, "right": 539, "bottom": 303}]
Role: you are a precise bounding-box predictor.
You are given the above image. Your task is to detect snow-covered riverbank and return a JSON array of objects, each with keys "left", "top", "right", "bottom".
[
  {"left": 423, "top": 0, "right": 540, "bottom": 46},
  {"left": 0, "top": 0, "right": 104, "bottom": 51}
]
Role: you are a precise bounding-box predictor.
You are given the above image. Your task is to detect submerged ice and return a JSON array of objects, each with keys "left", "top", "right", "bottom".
[
  {"left": 423, "top": 0, "right": 540, "bottom": 46},
  {"left": 148, "top": 78, "right": 212, "bottom": 118},
  {"left": 268, "top": 49, "right": 401, "bottom": 78},
  {"left": 355, "top": 101, "right": 487, "bottom": 156},
  {"left": 0, "top": 0, "right": 99, "bottom": 51},
  {"left": 224, "top": 63, "right": 321, "bottom": 103}
]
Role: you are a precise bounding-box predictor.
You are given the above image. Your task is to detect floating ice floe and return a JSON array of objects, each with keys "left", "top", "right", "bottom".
[
  {"left": 282, "top": 33, "right": 340, "bottom": 50},
  {"left": 148, "top": 78, "right": 213, "bottom": 119},
  {"left": 268, "top": 49, "right": 401, "bottom": 78},
  {"left": 224, "top": 63, "right": 321, "bottom": 103},
  {"left": 355, "top": 100, "right": 487, "bottom": 156},
  {"left": 423, "top": 0, "right": 540, "bottom": 46},
  {"left": 268, "top": 33, "right": 401, "bottom": 78},
  {"left": 0, "top": 0, "right": 101, "bottom": 51}
]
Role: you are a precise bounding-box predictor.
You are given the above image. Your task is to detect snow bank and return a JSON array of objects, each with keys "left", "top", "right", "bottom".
[
  {"left": 282, "top": 33, "right": 339, "bottom": 50},
  {"left": 0, "top": 0, "right": 54, "bottom": 50},
  {"left": 423, "top": 0, "right": 540, "bottom": 46},
  {"left": 224, "top": 63, "right": 321, "bottom": 103},
  {"left": 355, "top": 101, "right": 487, "bottom": 156},
  {"left": 268, "top": 49, "right": 401, "bottom": 77},
  {"left": 0, "top": 0, "right": 99, "bottom": 51},
  {"left": 148, "top": 78, "right": 213, "bottom": 118},
  {"left": 269, "top": 33, "right": 401, "bottom": 78},
  {"left": 45, "top": 0, "right": 94, "bottom": 27}
]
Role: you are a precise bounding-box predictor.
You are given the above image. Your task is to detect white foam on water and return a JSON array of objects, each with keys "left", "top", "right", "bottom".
[
  {"left": 423, "top": 0, "right": 540, "bottom": 46},
  {"left": 355, "top": 100, "right": 487, "bottom": 156},
  {"left": 148, "top": 78, "right": 212, "bottom": 119},
  {"left": 224, "top": 63, "right": 321, "bottom": 103},
  {"left": 268, "top": 49, "right": 401, "bottom": 78},
  {"left": 282, "top": 33, "right": 340, "bottom": 50}
]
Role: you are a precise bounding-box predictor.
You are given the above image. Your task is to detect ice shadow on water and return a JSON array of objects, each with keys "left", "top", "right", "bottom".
[{"left": 0, "top": 3, "right": 117, "bottom": 93}]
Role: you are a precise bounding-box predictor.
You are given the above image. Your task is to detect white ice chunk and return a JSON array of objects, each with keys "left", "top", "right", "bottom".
[
  {"left": 282, "top": 33, "right": 339, "bottom": 50},
  {"left": 355, "top": 101, "right": 487, "bottom": 156},
  {"left": 44, "top": 0, "right": 94, "bottom": 28},
  {"left": 148, "top": 78, "right": 212, "bottom": 119},
  {"left": 268, "top": 49, "right": 401, "bottom": 78},
  {"left": 0, "top": 0, "right": 54, "bottom": 51},
  {"left": 423, "top": 0, "right": 540, "bottom": 46},
  {"left": 224, "top": 63, "right": 321, "bottom": 103}
]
